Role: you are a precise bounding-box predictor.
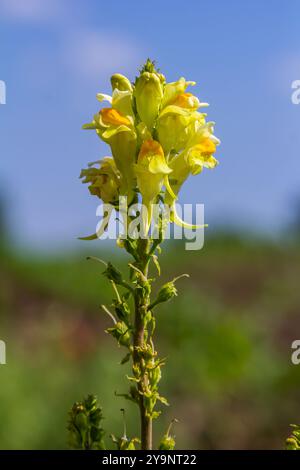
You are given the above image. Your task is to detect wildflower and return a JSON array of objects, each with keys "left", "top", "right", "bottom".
[
  {"left": 157, "top": 106, "right": 203, "bottom": 154},
  {"left": 67, "top": 395, "right": 105, "bottom": 450},
  {"left": 157, "top": 77, "right": 209, "bottom": 154},
  {"left": 77, "top": 60, "right": 221, "bottom": 452},
  {"left": 134, "top": 139, "right": 172, "bottom": 232},
  {"left": 166, "top": 122, "right": 220, "bottom": 200},
  {"left": 161, "top": 77, "right": 196, "bottom": 108},
  {"left": 83, "top": 80, "right": 136, "bottom": 198}
]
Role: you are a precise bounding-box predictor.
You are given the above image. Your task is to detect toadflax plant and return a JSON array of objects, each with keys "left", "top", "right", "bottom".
[{"left": 68, "top": 60, "right": 220, "bottom": 450}]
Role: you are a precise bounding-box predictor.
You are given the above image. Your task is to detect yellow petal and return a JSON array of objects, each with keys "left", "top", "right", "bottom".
[
  {"left": 96, "top": 93, "right": 112, "bottom": 104},
  {"left": 148, "top": 156, "right": 172, "bottom": 175}
]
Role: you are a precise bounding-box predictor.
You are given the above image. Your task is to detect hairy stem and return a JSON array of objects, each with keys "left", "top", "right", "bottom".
[{"left": 133, "top": 239, "right": 152, "bottom": 450}]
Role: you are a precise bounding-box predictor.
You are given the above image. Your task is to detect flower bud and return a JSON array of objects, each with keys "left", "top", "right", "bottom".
[
  {"left": 84, "top": 394, "right": 97, "bottom": 409},
  {"left": 67, "top": 395, "right": 105, "bottom": 450},
  {"left": 134, "top": 63, "right": 163, "bottom": 129},
  {"left": 111, "top": 73, "right": 133, "bottom": 92},
  {"left": 75, "top": 410, "right": 88, "bottom": 431},
  {"left": 156, "top": 281, "right": 177, "bottom": 304},
  {"left": 286, "top": 425, "right": 300, "bottom": 450},
  {"left": 149, "top": 364, "right": 162, "bottom": 388}
]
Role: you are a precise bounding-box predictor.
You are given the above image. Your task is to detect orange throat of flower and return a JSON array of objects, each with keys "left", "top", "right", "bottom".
[
  {"left": 138, "top": 139, "right": 164, "bottom": 162},
  {"left": 171, "top": 93, "right": 195, "bottom": 109},
  {"left": 193, "top": 138, "right": 216, "bottom": 156},
  {"left": 100, "top": 108, "right": 131, "bottom": 126}
]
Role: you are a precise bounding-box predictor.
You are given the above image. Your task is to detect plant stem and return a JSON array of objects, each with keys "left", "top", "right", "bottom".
[
  {"left": 133, "top": 239, "right": 152, "bottom": 450},
  {"left": 133, "top": 301, "right": 152, "bottom": 450}
]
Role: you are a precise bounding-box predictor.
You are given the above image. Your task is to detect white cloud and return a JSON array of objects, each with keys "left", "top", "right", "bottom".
[
  {"left": 63, "top": 30, "right": 143, "bottom": 81},
  {"left": 0, "top": 0, "right": 145, "bottom": 82},
  {"left": 0, "top": 0, "right": 63, "bottom": 22}
]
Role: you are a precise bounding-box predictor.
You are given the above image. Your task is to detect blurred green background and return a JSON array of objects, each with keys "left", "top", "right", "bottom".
[{"left": 1, "top": 224, "right": 300, "bottom": 449}]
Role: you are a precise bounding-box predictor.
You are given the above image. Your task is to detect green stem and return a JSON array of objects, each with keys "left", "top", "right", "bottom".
[{"left": 132, "top": 239, "right": 152, "bottom": 450}]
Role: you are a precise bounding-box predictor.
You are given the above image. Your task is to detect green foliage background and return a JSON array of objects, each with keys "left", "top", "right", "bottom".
[{"left": 1, "top": 234, "right": 300, "bottom": 449}]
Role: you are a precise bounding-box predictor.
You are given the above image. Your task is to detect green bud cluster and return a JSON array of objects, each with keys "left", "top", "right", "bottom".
[
  {"left": 67, "top": 395, "right": 105, "bottom": 450},
  {"left": 130, "top": 341, "right": 168, "bottom": 420},
  {"left": 286, "top": 424, "right": 300, "bottom": 450}
]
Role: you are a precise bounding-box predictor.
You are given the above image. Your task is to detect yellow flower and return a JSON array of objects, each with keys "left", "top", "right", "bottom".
[
  {"left": 157, "top": 106, "right": 204, "bottom": 154},
  {"left": 97, "top": 86, "right": 134, "bottom": 120},
  {"left": 157, "top": 77, "right": 209, "bottom": 154},
  {"left": 83, "top": 74, "right": 137, "bottom": 199},
  {"left": 160, "top": 122, "right": 219, "bottom": 230},
  {"left": 81, "top": 61, "right": 221, "bottom": 236},
  {"left": 97, "top": 108, "right": 136, "bottom": 197},
  {"left": 161, "top": 77, "right": 196, "bottom": 108},
  {"left": 135, "top": 139, "right": 172, "bottom": 232},
  {"left": 84, "top": 107, "right": 136, "bottom": 197},
  {"left": 80, "top": 157, "right": 121, "bottom": 204},
  {"left": 186, "top": 139, "right": 218, "bottom": 175},
  {"left": 166, "top": 122, "right": 220, "bottom": 199}
]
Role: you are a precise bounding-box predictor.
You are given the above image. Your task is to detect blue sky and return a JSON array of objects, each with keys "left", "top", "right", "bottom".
[{"left": 0, "top": 0, "right": 299, "bottom": 249}]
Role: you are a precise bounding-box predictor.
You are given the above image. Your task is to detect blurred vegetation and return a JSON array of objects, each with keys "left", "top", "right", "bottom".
[{"left": 1, "top": 233, "right": 300, "bottom": 449}]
